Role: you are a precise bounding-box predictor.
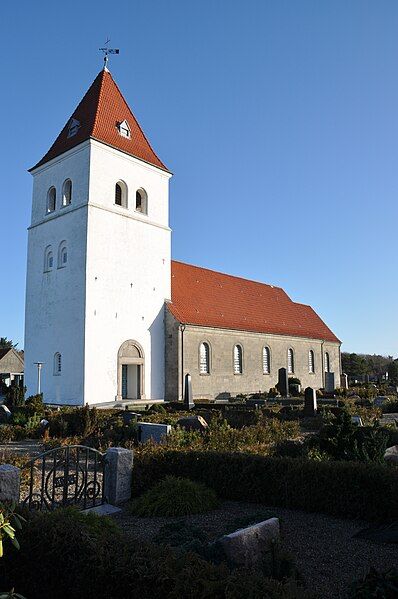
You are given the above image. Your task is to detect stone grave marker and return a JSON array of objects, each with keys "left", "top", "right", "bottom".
[
  {"left": 340, "top": 373, "right": 348, "bottom": 389},
  {"left": 325, "top": 372, "right": 335, "bottom": 393},
  {"left": 139, "top": 422, "right": 171, "bottom": 444},
  {"left": 277, "top": 367, "right": 289, "bottom": 397},
  {"left": 0, "top": 405, "right": 11, "bottom": 424},
  {"left": 304, "top": 387, "right": 317, "bottom": 417},
  {"left": 184, "top": 373, "right": 194, "bottom": 410}
]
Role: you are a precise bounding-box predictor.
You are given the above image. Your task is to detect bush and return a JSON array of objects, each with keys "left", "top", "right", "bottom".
[
  {"left": 24, "top": 393, "right": 44, "bottom": 416},
  {"left": 4, "top": 386, "right": 25, "bottom": 409},
  {"left": 0, "top": 507, "right": 312, "bottom": 599},
  {"left": 0, "top": 426, "right": 15, "bottom": 444},
  {"left": 130, "top": 475, "right": 219, "bottom": 517},
  {"left": 349, "top": 567, "right": 398, "bottom": 598},
  {"left": 133, "top": 451, "right": 398, "bottom": 521}
]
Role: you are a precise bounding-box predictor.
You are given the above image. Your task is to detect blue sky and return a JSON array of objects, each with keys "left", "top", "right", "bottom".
[{"left": 1, "top": 0, "right": 397, "bottom": 356}]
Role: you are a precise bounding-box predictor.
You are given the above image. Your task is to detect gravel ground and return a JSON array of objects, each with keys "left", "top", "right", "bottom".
[{"left": 112, "top": 502, "right": 398, "bottom": 599}]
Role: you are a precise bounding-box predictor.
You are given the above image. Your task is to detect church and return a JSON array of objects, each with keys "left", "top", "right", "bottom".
[{"left": 24, "top": 66, "right": 341, "bottom": 405}]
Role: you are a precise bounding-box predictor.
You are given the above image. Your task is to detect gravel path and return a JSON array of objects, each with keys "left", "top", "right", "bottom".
[{"left": 112, "top": 502, "right": 398, "bottom": 599}]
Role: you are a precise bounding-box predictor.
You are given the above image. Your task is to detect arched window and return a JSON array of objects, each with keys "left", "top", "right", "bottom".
[
  {"left": 47, "top": 187, "right": 56, "bottom": 213},
  {"left": 44, "top": 246, "right": 53, "bottom": 271},
  {"left": 58, "top": 241, "right": 68, "bottom": 268},
  {"left": 135, "top": 188, "right": 148, "bottom": 214},
  {"left": 233, "top": 344, "right": 243, "bottom": 374},
  {"left": 262, "top": 346, "right": 271, "bottom": 374},
  {"left": 62, "top": 179, "right": 72, "bottom": 206},
  {"left": 199, "top": 342, "right": 210, "bottom": 374},
  {"left": 324, "top": 352, "right": 330, "bottom": 373},
  {"left": 54, "top": 352, "right": 62, "bottom": 375},
  {"left": 288, "top": 348, "right": 295, "bottom": 374},
  {"left": 115, "top": 181, "right": 128, "bottom": 208},
  {"left": 309, "top": 350, "right": 315, "bottom": 373}
]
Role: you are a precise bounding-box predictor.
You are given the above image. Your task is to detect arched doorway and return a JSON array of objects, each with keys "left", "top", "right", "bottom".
[{"left": 117, "top": 341, "right": 145, "bottom": 400}]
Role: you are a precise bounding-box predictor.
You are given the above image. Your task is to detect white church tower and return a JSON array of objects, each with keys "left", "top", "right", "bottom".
[{"left": 24, "top": 67, "right": 172, "bottom": 405}]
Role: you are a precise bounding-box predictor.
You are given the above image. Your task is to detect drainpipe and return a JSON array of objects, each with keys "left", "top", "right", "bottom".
[
  {"left": 321, "top": 341, "right": 325, "bottom": 388},
  {"left": 179, "top": 323, "right": 186, "bottom": 401}
]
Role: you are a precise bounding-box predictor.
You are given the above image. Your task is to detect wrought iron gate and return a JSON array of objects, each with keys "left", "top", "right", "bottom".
[{"left": 22, "top": 445, "right": 106, "bottom": 511}]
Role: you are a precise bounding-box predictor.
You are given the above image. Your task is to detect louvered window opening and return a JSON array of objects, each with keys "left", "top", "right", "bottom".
[
  {"left": 115, "top": 183, "right": 122, "bottom": 205},
  {"left": 324, "top": 352, "right": 330, "bottom": 373},
  {"left": 309, "top": 350, "right": 315, "bottom": 373}
]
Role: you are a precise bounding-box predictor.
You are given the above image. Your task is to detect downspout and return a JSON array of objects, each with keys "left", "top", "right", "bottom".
[
  {"left": 179, "top": 323, "right": 186, "bottom": 401},
  {"left": 321, "top": 340, "right": 325, "bottom": 388}
]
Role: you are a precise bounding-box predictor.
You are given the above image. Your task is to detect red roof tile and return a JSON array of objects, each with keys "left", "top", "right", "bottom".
[
  {"left": 169, "top": 261, "right": 340, "bottom": 343},
  {"left": 31, "top": 69, "right": 168, "bottom": 172}
]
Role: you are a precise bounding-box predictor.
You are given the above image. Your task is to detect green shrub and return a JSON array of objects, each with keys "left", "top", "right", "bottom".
[
  {"left": 0, "top": 507, "right": 311, "bottom": 599},
  {"left": 0, "top": 426, "right": 15, "bottom": 444},
  {"left": 131, "top": 475, "right": 219, "bottom": 517},
  {"left": 24, "top": 394, "right": 44, "bottom": 416},
  {"left": 133, "top": 451, "right": 398, "bottom": 521},
  {"left": 349, "top": 567, "right": 398, "bottom": 598},
  {"left": 10, "top": 409, "right": 27, "bottom": 427},
  {"left": 4, "top": 386, "right": 25, "bottom": 409}
]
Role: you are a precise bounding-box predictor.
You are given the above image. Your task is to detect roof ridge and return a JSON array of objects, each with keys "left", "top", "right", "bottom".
[
  {"left": 171, "top": 259, "right": 284, "bottom": 292},
  {"left": 104, "top": 70, "right": 167, "bottom": 171}
]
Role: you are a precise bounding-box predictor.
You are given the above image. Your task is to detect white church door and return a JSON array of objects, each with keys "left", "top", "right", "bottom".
[{"left": 117, "top": 341, "right": 145, "bottom": 401}]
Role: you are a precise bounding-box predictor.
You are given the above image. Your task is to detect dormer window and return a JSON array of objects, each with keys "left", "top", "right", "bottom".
[
  {"left": 118, "top": 120, "right": 131, "bottom": 139},
  {"left": 67, "top": 118, "right": 80, "bottom": 138}
]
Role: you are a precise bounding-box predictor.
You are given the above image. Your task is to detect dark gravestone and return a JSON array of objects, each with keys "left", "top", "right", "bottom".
[
  {"left": 277, "top": 368, "right": 289, "bottom": 398},
  {"left": 184, "top": 373, "right": 194, "bottom": 410},
  {"left": 340, "top": 373, "right": 348, "bottom": 390},
  {"left": 325, "top": 372, "right": 335, "bottom": 394},
  {"left": 304, "top": 387, "right": 317, "bottom": 417},
  {"left": 364, "top": 374, "right": 370, "bottom": 384}
]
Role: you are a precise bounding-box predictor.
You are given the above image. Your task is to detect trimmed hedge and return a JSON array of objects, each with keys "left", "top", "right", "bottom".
[{"left": 133, "top": 451, "right": 398, "bottom": 521}]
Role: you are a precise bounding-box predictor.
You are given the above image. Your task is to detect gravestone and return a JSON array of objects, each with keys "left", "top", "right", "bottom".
[
  {"left": 214, "top": 517, "right": 280, "bottom": 569},
  {"left": 340, "top": 373, "right": 348, "bottom": 390},
  {"left": 304, "top": 387, "right": 317, "bottom": 417},
  {"left": 351, "top": 415, "right": 364, "bottom": 427},
  {"left": 176, "top": 415, "right": 208, "bottom": 433},
  {"left": 184, "top": 373, "right": 194, "bottom": 410},
  {"left": 365, "top": 374, "right": 370, "bottom": 384},
  {"left": 0, "top": 464, "right": 20, "bottom": 502},
  {"left": 104, "top": 447, "right": 133, "bottom": 505},
  {"left": 277, "top": 368, "right": 289, "bottom": 397},
  {"left": 122, "top": 411, "right": 140, "bottom": 426},
  {"left": 0, "top": 405, "right": 11, "bottom": 424},
  {"left": 325, "top": 372, "right": 335, "bottom": 394},
  {"left": 374, "top": 396, "right": 389, "bottom": 407},
  {"left": 139, "top": 422, "right": 171, "bottom": 444},
  {"left": 384, "top": 445, "right": 398, "bottom": 464}
]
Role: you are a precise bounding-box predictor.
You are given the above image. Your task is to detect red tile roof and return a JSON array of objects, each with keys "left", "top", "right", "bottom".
[
  {"left": 169, "top": 261, "right": 340, "bottom": 343},
  {"left": 31, "top": 69, "right": 168, "bottom": 172}
]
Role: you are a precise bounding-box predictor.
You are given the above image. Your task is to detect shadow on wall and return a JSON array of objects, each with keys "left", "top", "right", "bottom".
[{"left": 148, "top": 305, "right": 166, "bottom": 399}]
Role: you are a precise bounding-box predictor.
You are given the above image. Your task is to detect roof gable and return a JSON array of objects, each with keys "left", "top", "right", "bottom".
[
  {"left": 31, "top": 69, "right": 168, "bottom": 172},
  {"left": 169, "top": 261, "right": 340, "bottom": 343}
]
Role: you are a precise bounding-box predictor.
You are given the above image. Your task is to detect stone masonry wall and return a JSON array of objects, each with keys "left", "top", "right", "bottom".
[{"left": 165, "top": 311, "right": 341, "bottom": 401}]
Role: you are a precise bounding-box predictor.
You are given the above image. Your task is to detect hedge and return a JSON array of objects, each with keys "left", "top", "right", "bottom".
[{"left": 133, "top": 451, "right": 398, "bottom": 521}]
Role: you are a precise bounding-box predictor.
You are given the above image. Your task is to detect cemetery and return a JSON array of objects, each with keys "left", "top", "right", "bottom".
[{"left": 0, "top": 375, "right": 397, "bottom": 598}]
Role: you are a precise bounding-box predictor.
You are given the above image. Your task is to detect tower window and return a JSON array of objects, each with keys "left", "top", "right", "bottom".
[
  {"left": 44, "top": 246, "right": 53, "bottom": 272},
  {"left": 47, "top": 187, "right": 56, "bottom": 213},
  {"left": 67, "top": 118, "right": 80, "bottom": 138},
  {"left": 118, "top": 119, "right": 131, "bottom": 138},
  {"left": 58, "top": 241, "right": 68, "bottom": 268},
  {"left": 62, "top": 179, "right": 72, "bottom": 206},
  {"left": 288, "top": 348, "right": 295, "bottom": 374},
  {"left": 54, "top": 352, "right": 62, "bottom": 375},
  {"left": 309, "top": 350, "right": 315, "bottom": 373},
  {"left": 233, "top": 344, "right": 243, "bottom": 374},
  {"left": 262, "top": 346, "right": 271, "bottom": 374},
  {"left": 199, "top": 342, "right": 210, "bottom": 374},
  {"left": 324, "top": 352, "right": 330, "bottom": 373},
  {"left": 135, "top": 188, "right": 148, "bottom": 214},
  {"left": 115, "top": 181, "right": 128, "bottom": 208}
]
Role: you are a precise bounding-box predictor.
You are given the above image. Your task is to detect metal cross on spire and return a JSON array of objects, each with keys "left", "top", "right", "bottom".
[{"left": 99, "top": 38, "right": 120, "bottom": 70}]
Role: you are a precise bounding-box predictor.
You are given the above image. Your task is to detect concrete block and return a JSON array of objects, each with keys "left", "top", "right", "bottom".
[
  {"left": 0, "top": 464, "right": 20, "bottom": 503},
  {"left": 104, "top": 447, "right": 133, "bottom": 506}
]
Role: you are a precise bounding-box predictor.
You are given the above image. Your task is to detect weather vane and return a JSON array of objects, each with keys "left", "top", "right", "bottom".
[{"left": 99, "top": 38, "right": 120, "bottom": 69}]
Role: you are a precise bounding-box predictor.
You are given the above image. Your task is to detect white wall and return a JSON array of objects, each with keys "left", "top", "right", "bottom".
[
  {"left": 84, "top": 142, "right": 171, "bottom": 404},
  {"left": 25, "top": 144, "right": 90, "bottom": 403},
  {"left": 25, "top": 140, "right": 171, "bottom": 405}
]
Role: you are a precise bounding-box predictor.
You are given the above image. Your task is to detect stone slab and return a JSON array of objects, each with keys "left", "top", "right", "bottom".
[
  {"left": 0, "top": 464, "right": 20, "bottom": 502},
  {"left": 215, "top": 517, "right": 280, "bottom": 568},
  {"left": 83, "top": 503, "right": 122, "bottom": 516},
  {"left": 104, "top": 447, "right": 133, "bottom": 506},
  {"left": 139, "top": 422, "right": 171, "bottom": 444}
]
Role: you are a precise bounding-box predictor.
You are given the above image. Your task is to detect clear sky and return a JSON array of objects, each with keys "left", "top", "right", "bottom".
[{"left": 1, "top": 0, "right": 397, "bottom": 356}]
